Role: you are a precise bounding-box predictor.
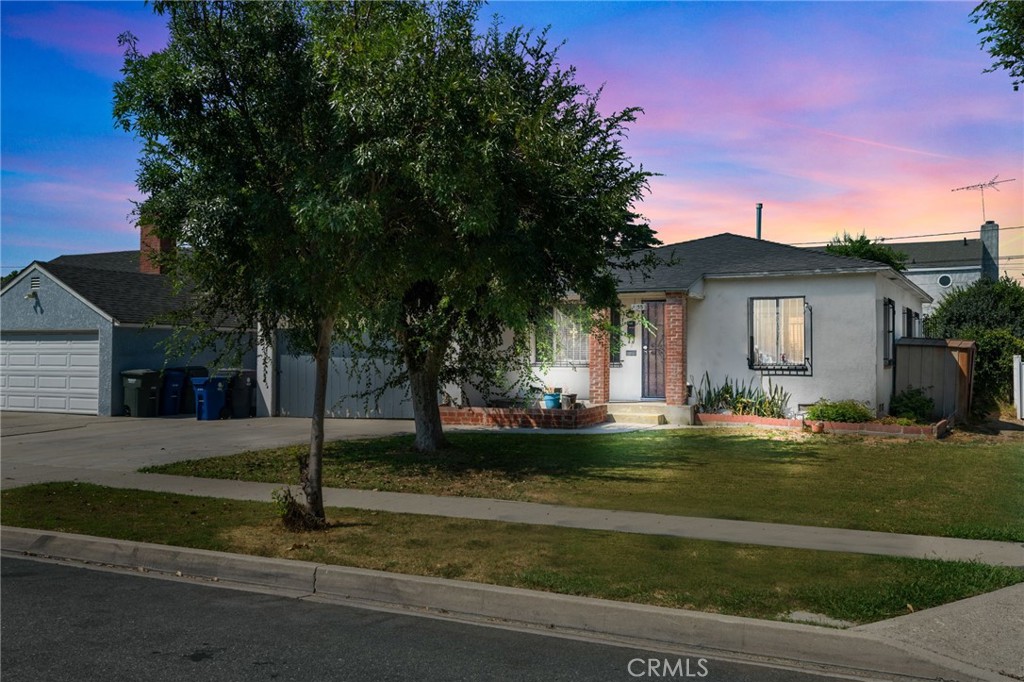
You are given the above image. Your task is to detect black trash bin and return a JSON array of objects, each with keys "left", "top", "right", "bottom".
[
  {"left": 159, "top": 369, "right": 186, "bottom": 416},
  {"left": 230, "top": 369, "right": 257, "bottom": 418},
  {"left": 169, "top": 366, "right": 209, "bottom": 414},
  {"left": 122, "top": 369, "right": 160, "bottom": 417}
]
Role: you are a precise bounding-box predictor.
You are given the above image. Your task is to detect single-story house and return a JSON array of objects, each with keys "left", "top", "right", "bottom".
[
  {"left": 0, "top": 228, "right": 254, "bottom": 416},
  {"left": 258, "top": 232, "right": 931, "bottom": 421}
]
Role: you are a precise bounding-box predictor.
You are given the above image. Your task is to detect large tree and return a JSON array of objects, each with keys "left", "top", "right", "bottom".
[
  {"left": 825, "top": 232, "right": 908, "bottom": 271},
  {"left": 313, "top": 2, "right": 656, "bottom": 451},
  {"left": 115, "top": 0, "right": 656, "bottom": 521},
  {"left": 971, "top": 0, "right": 1024, "bottom": 91},
  {"left": 115, "top": 1, "right": 359, "bottom": 525}
]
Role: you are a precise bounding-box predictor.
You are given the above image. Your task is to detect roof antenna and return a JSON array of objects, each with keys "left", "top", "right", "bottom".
[{"left": 951, "top": 175, "right": 1016, "bottom": 221}]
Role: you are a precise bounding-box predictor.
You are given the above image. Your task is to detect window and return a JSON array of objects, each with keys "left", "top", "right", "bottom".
[
  {"left": 902, "top": 307, "right": 919, "bottom": 338},
  {"left": 883, "top": 298, "right": 896, "bottom": 367},
  {"left": 748, "top": 297, "right": 811, "bottom": 372},
  {"left": 937, "top": 274, "right": 952, "bottom": 288},
  {"left": 534, "top": 307, "right": 589, "bottom": 366}
]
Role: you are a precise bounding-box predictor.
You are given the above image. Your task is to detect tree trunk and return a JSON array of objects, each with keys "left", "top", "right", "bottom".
[
  {"left": 408, "top": 350, "right": 447, "bottom": 453},
  {"left": 301, "top": 315, "right": 333, "bottom": 522}
]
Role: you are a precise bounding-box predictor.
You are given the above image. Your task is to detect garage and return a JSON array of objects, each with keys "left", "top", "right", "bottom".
[{"left": 0, "top": 332, "right": 100, "bottom": 415}]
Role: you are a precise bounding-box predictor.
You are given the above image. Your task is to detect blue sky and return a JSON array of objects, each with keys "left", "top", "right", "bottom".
[{"left": 2, "top": 1, "right": 1022, "bottom": 276}]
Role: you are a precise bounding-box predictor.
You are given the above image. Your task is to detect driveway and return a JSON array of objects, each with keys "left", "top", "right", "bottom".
[{"left": 0, "top": 412, "right": 415, "bottom": 490}]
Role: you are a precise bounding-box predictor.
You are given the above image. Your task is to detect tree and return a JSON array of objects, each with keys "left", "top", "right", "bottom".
[
  {"left": 824, "top": 232, "right": 908, "bottom": 271},
  {"left": 1, "top": 269, "right": 21, "bottom": 288},
  {"left": 114, "top": 0, "right": 656, "bottom": 522},
  {"left": 971, "top": 0, "right": 1024, "bottom": 91},
  {"left": 115, "top": 1, "right": 357, "bottom": 526},
  {"left": 925, "top": 276, "right": 1024, "bottom": 408},
  {"left": 313, "top": 2, "right": 657, "bottom": 452}
]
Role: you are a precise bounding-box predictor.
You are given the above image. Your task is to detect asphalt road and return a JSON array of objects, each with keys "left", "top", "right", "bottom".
[{"left": 1, "top": 557, "right": 849, "bottom": 682}]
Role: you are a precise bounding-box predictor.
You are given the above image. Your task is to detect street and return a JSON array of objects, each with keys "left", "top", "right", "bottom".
[{"left": 1, "top": 557, "right": 849, "bottom": 682}]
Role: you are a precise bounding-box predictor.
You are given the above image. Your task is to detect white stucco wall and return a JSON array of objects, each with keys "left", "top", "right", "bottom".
[{"left": 686, "top": 273, "right": 924, "bottom": 415}]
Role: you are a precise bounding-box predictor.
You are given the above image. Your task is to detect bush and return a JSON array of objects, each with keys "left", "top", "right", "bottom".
[
  {"left": 889, "top": 386, "right": 935, "bottom": 424},
  {"left": 805, "top": 399, "right": 875, "bottom": 423},
  {"left": 964, "top": 327, "right": 1024, "bottom": 408},
  {"left": 693, "top": 372, "right": 791, "bottom": 418}
]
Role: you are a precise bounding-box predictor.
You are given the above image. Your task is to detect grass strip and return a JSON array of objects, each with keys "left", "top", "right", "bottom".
[
  {"left": 3, "top": 482, "right": 1021, "bottom": 625},
  {"left": 144, "top": 429, "right": 1024, "bottom": 541}
]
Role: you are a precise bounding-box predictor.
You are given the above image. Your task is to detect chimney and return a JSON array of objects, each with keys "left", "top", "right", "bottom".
[
  {"left": 139, "top": 224, "right": 174, "bottom": 275},
  {"left": 980, "top": 220, "right": 999, "bottom": 280},
  {"left": 755, "top": 203, "right": 763, "bottom": 240}
]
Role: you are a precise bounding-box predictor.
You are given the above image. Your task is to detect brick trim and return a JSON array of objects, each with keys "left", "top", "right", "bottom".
[
  {"left": 588, "top": 309, "right": 610, "bottom": 404},
  {"left": 664, "top": 293, "right": 687, "bottom": 406},
  {"left": 440, "top": 405, "right": 608, "bottom": 429}
]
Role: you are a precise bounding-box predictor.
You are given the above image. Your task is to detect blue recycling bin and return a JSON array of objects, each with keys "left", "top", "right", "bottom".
[
  {"left": 192, "top": 376, "right": 230, "bottom": 421},
  {"left": 169, "top": 366, "right": 208, "bottom": 414},
  {"left": 159, "top": 370, "right": 186, "bottom": 416}
]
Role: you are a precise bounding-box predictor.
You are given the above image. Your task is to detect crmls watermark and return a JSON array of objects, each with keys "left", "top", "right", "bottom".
[{"left": 627, "top": 657, "right": 709, "bottom": 678}]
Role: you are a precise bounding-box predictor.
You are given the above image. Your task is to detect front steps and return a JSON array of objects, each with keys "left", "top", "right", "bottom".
[{"left": 605, "top": 402, "right": 668, "bottom": 425}]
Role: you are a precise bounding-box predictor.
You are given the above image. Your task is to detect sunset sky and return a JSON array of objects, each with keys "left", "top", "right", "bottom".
[{"left": 2, "top": 1, "right": 1022, "bottom": 277}]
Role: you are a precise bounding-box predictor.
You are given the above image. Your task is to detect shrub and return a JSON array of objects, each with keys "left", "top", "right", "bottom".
[
  {"left": 889, "top": 386, "right": 935, "bottom": 424},
  {"left": 693, "top": 372, "right": 791, "bottom": 418},
  {"left": 805, "top": 399, "right": 875, "bottom": 423},
  {"left": 963, "top": 327, "right": 1024, "bottom": 408}
]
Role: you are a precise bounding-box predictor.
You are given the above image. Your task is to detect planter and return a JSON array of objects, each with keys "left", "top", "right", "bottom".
[
  {"left": 561, "top": 393, "right": 578, "bottom": 409},
  {"left": 811, "top": 421, "right": 825, "bottom": 434},
  {"left": 542, "top": 393, "right": 562, "bottom": 409}
]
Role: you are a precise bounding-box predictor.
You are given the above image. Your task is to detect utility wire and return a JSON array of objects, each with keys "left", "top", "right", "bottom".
[{"left": 789, "top": 225, "right": 1024, "bottom": 246}]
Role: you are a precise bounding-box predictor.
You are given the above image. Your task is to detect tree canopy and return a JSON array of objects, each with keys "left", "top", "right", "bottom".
[
  {"left": 114, "top": 0, "right": 656, "bottom": 523},
  {"left": 971, "top": 0, "right": 1024, "bottom": 91},
  {"left": 824, "top": 232, "right": 908, "bottom": 271}
]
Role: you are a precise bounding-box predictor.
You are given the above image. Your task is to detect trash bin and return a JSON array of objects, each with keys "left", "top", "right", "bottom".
[
  {"left": 159, "top": 369, "right": 186, "bottom": 416},
  {"left": 192, "top": 375, "right": 230, "bottom": 421},
  {"left": 228, "top": 369, "right": 256, "bottom": 418},
  {"left": 169, "top": 366, "right": 209, "bottom": 414},
  {"left": 122, "top": 369, "right": 160, "bottom": 417}
]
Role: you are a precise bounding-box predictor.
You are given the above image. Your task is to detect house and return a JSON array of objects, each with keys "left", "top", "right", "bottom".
[
  {"left": 894, "top": 220, "right": 999, "bottom": 316},
  {"left": 260, "top": 232, "right": 930, "bottom": 422},
  {"left": 0, "top": 227, "right": 255, "bottom": 416},
  {"left": 521, "top": 233, "right": 932, "bottom": 421}
]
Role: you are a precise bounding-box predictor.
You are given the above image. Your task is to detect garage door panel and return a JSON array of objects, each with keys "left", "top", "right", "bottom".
[{"left": 1, "top": 333, "right": 100, "bottom": 415}]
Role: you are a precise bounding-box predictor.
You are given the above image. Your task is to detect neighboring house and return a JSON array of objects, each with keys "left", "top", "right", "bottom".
[
  {"left": 0, "top": 228, "right": 254, "bottom": 416},
  {"left": 262, "top": 232, "right": 930, "bottom": 421},
  {"left": 894, "top": 220, "right": 999, "bottom": 316}
]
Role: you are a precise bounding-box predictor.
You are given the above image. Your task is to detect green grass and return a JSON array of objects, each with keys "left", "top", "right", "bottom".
[
  {"left": 144, "top": 428, "right": 1024, "bottom": 541},
  {"left": 4, "top": 482, "right": 1022, "bottom": 625}
]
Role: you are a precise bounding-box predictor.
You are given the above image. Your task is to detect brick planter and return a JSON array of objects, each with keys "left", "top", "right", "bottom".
[
  {"left": 439, "top": 404, "right": 608, "bottom": 429},
  {"left": 695, "top": 412, "right": 949, "bottom": 439}
]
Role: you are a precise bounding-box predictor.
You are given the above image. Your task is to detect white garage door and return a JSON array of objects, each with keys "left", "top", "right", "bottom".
[{"left": 0, "top": 333, "right": 100, "bottom": 415}]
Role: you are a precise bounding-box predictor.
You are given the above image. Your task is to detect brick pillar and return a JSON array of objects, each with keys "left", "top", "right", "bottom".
[
  {"left": 588, "top": 308, "right": 610, "bottom": 404},
  {"left": 140, "top": 224, "right": 174, "bottom": 275},
  {"left": 665, "top": 293, "right": 688, "bottom": 406}
]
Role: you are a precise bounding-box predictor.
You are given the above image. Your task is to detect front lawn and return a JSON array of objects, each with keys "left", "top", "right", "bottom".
[
  {"left": 145, "top": 428, "right": 1024, "bottom": 541},
  {"left": 3, "top": 482, "right": 1021, "bottom": 625}
]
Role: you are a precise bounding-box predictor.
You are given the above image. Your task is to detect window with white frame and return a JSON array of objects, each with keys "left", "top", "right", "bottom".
[
  {"left": 748, "top": 297, "right": 811, "bottom": 371},
  {"left": 534, "top": 307, "right": 589, "bottom": 366},
  {"left": 883, "top": 298, "right": 896, "bottom": 367}
]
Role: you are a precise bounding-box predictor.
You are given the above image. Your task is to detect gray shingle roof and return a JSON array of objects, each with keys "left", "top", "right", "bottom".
[
  {"left": 892, "top": 239, "right": 983, "bottom": 270},
  {"left": 616, "top": 233, "right": 889, "bottom": 293},
  {"left": 42, "top": 252, "right": 189, "bottom": 325}
]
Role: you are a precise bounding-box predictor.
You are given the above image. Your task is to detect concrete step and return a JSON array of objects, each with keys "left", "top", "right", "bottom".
[
  {"left": 606, "top": 412, "right": 667, "bottom": 425},
  {"left": 606, "top": 402, "right": 668, "bottom": 415}
]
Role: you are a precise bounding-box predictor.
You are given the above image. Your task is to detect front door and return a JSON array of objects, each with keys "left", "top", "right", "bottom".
[{"left": 642, "top": 301, "right": 665, "bottom": 399}]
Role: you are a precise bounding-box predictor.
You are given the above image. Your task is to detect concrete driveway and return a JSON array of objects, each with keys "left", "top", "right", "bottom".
[{"left": 0, "top": 411, "right": 415, "bottom": 490}]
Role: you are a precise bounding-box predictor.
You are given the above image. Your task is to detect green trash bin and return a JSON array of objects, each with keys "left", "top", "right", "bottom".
[{"left": 122, "top": 369, "right": 160, "bottom": 417}]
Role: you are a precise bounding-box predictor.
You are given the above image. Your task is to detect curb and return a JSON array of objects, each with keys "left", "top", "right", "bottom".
[{"left": 1, "top": 526, "right": 1014, "bottom": 682}]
